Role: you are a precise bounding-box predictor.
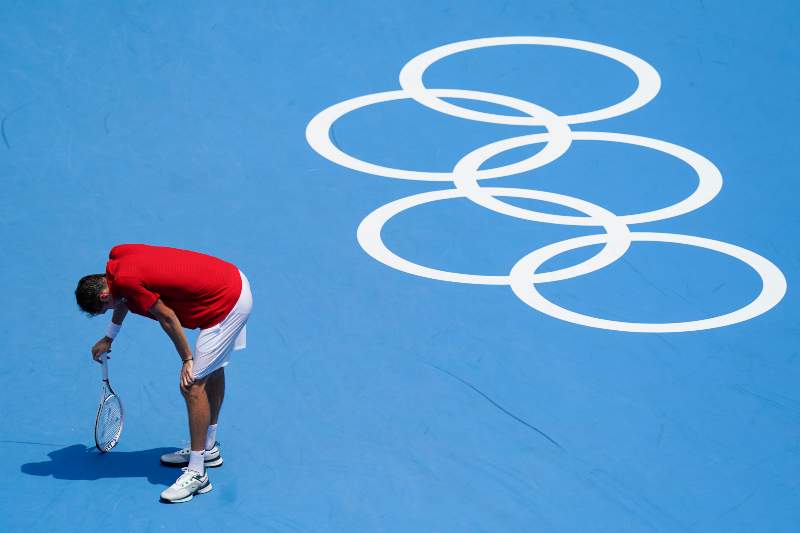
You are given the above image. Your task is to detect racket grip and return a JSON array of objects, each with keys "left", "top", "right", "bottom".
[{"left": 100, "top": 351, "right": 109, "bottom": 381}]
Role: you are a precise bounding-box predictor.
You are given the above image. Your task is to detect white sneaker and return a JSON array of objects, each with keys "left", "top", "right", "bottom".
[
  {"left": 160, "top": 468, "right": 212, "bottom": 503},
  {"left": 160, "top": 442, "right": 223, "bottom": 467}
]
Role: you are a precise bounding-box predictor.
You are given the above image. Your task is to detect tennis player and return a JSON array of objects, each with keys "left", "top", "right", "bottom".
[{"left": 75, "top": 244, "right": 253, "bottom": 503}]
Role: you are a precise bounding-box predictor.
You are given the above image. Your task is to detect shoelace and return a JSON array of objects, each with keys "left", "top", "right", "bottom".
[{"left": 177, "top": 468, "right": 202, "bottom": 487}]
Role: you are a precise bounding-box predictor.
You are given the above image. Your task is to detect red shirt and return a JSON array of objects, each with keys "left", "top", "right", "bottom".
[{"left": 106, "top": 244, "right": 242, "bottom": 329}]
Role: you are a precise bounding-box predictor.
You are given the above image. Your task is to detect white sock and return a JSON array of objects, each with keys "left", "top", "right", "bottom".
[
  {"left": 188, "top": 450, "right": 205, "bottom": 475},
  {"left": 205, "top": 424, "right": 218, "bottom": 451}
]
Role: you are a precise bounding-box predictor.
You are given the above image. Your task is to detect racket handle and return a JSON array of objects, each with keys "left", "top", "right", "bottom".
[{"left": 100, "top": 351, "right": 109, "bottom": 381}]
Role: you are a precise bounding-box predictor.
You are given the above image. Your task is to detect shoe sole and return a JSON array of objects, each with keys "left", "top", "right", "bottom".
[
  {"left": 161, "top": 482, "right": 213, "bottom": 504},
  {"left": 160, "top": 457, "right": 223, "bottom": 468}
]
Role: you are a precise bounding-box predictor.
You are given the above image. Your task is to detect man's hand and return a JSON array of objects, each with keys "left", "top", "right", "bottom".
[
  {"left": 91, "top": 337, "right": 113, "bottom": 363},
  {"left": 180, "top": 360, "right": 195, "bottom": 391}
]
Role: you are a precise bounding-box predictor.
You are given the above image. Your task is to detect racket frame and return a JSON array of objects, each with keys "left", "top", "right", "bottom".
[{"left": 94, "top": 352, "right": 124, "bottom": 453}]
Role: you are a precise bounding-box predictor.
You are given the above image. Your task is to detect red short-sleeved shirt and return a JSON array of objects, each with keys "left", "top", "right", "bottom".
[{"left": 105, "top": 244, "right": 242, "bottom": 330}]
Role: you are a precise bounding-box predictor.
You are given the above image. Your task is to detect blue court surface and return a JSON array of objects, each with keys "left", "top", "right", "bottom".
[{"left": 2, "top": 1, "right": 799, "bottom": 531}]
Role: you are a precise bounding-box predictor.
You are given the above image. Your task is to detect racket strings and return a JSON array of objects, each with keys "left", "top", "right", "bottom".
[{"left": 97, "top": 395, "right": 123, "bottom": 450}]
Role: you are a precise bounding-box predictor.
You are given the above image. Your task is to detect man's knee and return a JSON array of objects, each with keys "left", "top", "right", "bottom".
[{"left": 180, "top": 377, "right": 207, "bottom": 398}]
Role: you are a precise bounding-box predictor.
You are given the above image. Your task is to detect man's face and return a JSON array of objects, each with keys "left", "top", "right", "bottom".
[{"left": 99, "top": 289, "right": 116, "bottom": 314}]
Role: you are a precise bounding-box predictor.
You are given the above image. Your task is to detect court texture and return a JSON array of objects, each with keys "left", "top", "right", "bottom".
[{"left": 1, "top": 1, "right": 798, "bottom": 532}]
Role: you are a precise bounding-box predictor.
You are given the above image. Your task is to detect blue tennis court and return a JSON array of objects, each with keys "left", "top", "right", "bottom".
[{"left": 2, "top": 1, "right": 799, "bottom": 531}]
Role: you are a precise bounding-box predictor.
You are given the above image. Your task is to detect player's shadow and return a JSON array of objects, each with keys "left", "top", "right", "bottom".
[{"left": 21, "top": 444, "right": 177, "bottom": 486}]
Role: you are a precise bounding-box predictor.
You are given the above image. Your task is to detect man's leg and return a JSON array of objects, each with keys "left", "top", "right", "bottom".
[
  {"left": 181, "top": 377, "right": 210, "bottom": 460},
  {"left": 160, "top": 371, "right": 224, "bottom": 468},
  {"left": 161, "top": 378, "right": 213, "bottom": 502},
  {"left": 206, "top": 367, "right": 225, "bottom": 425},
  {"left": 204, "top": 368, "right": 225, "bottom": 450}
]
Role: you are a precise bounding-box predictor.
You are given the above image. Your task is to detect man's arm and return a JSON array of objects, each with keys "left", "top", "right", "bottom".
[
  {"left": 91, "top": 302, "right": 129, "bottom": 362},
  {"left": 102, "top": 303, "right": 129, "bottom": 343},
  {"left": 111, "top": 304, "right": 128, "bottom": 327},
  {"left": 149, "top": 299, "right": 195, "bottom": 390},
  {"left": 149, "top": 299, "right": 193, "bottom": 362}
]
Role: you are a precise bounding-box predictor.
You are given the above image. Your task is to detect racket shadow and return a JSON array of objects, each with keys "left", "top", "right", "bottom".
[{"left": 21, "top": 444, "right": 177, "bottom": 486}]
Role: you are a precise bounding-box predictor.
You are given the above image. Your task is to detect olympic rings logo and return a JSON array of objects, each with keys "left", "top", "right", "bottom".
[{"left": 306, "top": 37, "right": 787, "bottom": 333}]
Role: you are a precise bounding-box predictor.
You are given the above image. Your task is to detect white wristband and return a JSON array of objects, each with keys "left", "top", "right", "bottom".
[{"left": 106, "top": 322, "right": 121, "bottom": 340}]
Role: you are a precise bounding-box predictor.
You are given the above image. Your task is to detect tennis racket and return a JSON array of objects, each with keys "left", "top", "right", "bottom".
[{"left": 94, "top": 351, "right": 124, "bottom": 452}]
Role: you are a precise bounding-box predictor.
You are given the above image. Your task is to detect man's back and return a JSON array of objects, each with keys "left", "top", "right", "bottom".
[{"left": 106, "top": 244, "right": 241, "bottom": 329}]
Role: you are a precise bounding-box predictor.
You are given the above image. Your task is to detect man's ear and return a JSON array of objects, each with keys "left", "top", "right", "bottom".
[{"left": 99, "top": 290, "right": 112, "bottom": 303}]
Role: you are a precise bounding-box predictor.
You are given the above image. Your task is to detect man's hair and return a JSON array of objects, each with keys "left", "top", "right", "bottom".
[{"left": 75, "top": 274, "right": 107, "bottom": 316}]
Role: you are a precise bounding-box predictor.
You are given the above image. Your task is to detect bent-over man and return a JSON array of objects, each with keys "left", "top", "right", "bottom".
[{"left": 75, "top": 244, "right": 253, "bottom": 503}]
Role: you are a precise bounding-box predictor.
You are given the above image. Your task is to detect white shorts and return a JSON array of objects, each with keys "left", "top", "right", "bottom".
[{"left": 193, "top": 270, "right": 252, "bottom": 379}]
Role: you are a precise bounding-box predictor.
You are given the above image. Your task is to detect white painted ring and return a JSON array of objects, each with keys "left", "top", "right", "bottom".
[
  {"left": 452, "top": 131, "right": 723, "bottom": 226},
  {"left": 399, "top": 36, "right": 661, "bottom": 125},
  {"left": 357, "top": 187, "right": 631, "bottom": 285},
  {"left": 509, "top": 232, "right": 787, "bottom": 332},
  {"left": 305, "top": 88, "right": 572, "bottom": 181}
]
